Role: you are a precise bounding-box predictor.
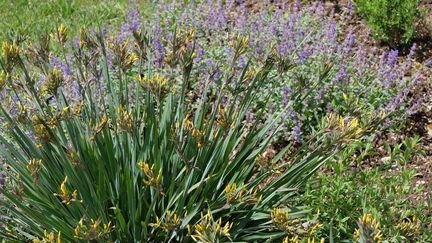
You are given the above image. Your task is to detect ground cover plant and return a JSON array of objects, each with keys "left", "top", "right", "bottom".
[
  {"left": 298, "top": 135, "right": 432, "bottom": 242},
  {"left": 354, "top": 0, "right": 420, "bottom": 47},
  {"left": 0, "top": 0, "right": 429, "bottom": 242}
]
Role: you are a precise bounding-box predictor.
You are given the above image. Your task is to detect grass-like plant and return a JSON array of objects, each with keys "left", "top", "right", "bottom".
[{"left": 0, "top": 22, "right": 375, "bottom": 242}]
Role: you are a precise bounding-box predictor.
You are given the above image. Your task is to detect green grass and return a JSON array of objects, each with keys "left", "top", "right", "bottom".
[{"left": 0, "top": 0, "right": 152, "bottom": 41}]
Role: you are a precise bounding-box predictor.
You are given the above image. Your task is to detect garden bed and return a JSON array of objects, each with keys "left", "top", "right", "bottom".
[{"left": 0, "top": 0, "right": 431, "bottom": 242}]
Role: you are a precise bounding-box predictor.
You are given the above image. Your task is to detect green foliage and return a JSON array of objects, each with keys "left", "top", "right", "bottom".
[
  {"left": 354, "top": 0, "right": 420, "bottom": 46},
  {"left": 298, "top": 137, "right": 432, "bottom": 242},
  {"left": 383, "top": 135, "right": 424, "bottom": 166}
]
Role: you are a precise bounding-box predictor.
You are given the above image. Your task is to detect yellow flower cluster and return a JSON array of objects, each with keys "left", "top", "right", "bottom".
[
  {"left": 188, "top": 211, "right": 233, "bottom": 243},
  {"left": 117, "top": 105, "right": 133, "bottom": 132},
  {"left": 255, "top": 153, "right": 269, "bottom": 168},
  {"left": 136, "top": 73, "right": 170, "bottom": 97},
  {"left": 55, "top": 24, "right": 68, "bottom": 45},
  {"left": 90, "top": 115, "right": 110, "bottom": 140},
  {"left": 243, "top": 66, "right": 257, "bottom": 83},
  {"left": 275, "top": 208, "right": 323, "bottom": 242},
  {"left": 138, "top": 161, "right": 163, "bottom": 194},
  {"left": 74, "top": 218, "right": 113, "bottom": 240},
  {"left": 353, "top": 213, "right": 382, "bottom": 243},
  {"left": 396, "top": 215, "right": 421, "bottom": 237},
  {"left": 0, "top": 71, "right": 7, "bottom": 90},
  {"left": 2, "top": 40, "right": 20, "bottom": 65},
  {"left": 67, "top": 149, "right": 80, "bottom": 167},
  {"left": 58, "top": 104, "right": 82, "bottom": 120},
  {"left": 33, "top": 230, "right": 61, "bottom": 243},
  {"left": 30, "top": 104, "right": 82, "bottom": 145},
  {"left": 327, "top": 113, "right": 362, "bottom": 137},
  {"left": 153, "top": 210, "right": 182, "bottom": 233},
  {"left": 282, "top": 236, "right": 325, "bottom": 243},
  {"left": 108, "top": 38, "right": 138, "bottom": 71},
  {"left": 78, "top": 26, "right": 88, "bottom": 47},
  {"left": 54, "top": 176, "right": 81, "bottom": 205},
  {"left": 225, "top": 182, "right": 263, "bottom": 205},
  {"left": 42, "top": 65, "right": 63, "bottom": 96},
  {"left": 228, "top": 33, "right": 249, "bottom": 56},
  {"left": 272, "top": 208, "right": 300, "bottom": 233},
  {"left": 183, "top": 115, "right": 205, "bottom": 149},
  {"left": 27, "top": 159, "right": 42, "bottom": 182},
  {"left": 15, "top": 101, "right": 28, "bottom": 123},
  {"left": 33, "top": 122, "right": 50, "bottom": 144},
  {"left": 164, "top": 29, "right": 196, "bottom": 68},
  {"left": 255, "top": 154, "right": 284, "bottom": 174},
  {"left": 216, "top": 105, "right": 234, "bottom": 130},
  {"left": 183, "top": 29, "right": 196, "bottom": 46}
]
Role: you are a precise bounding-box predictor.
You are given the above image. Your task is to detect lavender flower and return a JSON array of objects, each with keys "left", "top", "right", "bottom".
[
  {"left": 0, "top": 172, "right": 5, "bottom": 189},
  {"left": 127, "top": 3, "right": 142, "bottom": 32},
  {"left": 292, "top": 112, "right": 302, "bottom": 143}
]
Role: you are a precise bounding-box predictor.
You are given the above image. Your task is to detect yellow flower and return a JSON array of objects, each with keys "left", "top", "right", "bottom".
[
  {"left": 189, "top": 211, "right": 233, "bottom": 242},
  {"left": 136, "top": 73, "right": 170, "bottom": 96},
  {"left": 343, "top": 93, "right": 348, "bottom": 101},
  {"left": 55, "top": 176, "right": 81, "bottom": 205},
  {"left": 35, "top": 230, "right": 61, "bottom": 243},
  {"left": 309, "top": 222, "right": 323, "bottom": 237},
  {"left": 43, "top": 65, "right": 63, "bottom": 96},
  {"left": 138, "top": 161, "right": 163, "bottom": 194},
  {"left": 152, "top": 210, "right": 182, "bottom": 233},
  {"left": 79, "top": 26, "right": 88, "bottom": 46},
  {"left": 224, "top": 182, "right": 262, "bottom": 205},
  {"left": 90, "top": 115, "right": 109, "bottom": 140},
  {"left": 225, "top": 183, "right": 237, "bottom": 203},
  {"left": 282, "top": 236, "right": 298, "bottom": 243},
  {"left": 396, "top": 215, "right": 421, "bottom": 237},
  {"left": 54, "top": 24, "right": 68, "bottom": 45},
  {"left": 27, "top": 159, "right": 42, "bottom": 181},
  {"left": 271, "top": 208, "right": 301, "bottom": 233},
  {"left": 0, "top": 71, "right": 7, "bottom": 90},
  {"left": 327, "top": 113, "right": 362, "bottom": 137},
  {"left": 34, "top": 123, "right": 50, "bottom": 143},
  {"left": 228, "top": 33, "right": 249, "bottom": 56},
  {"left": 74, "top": 218, "right": 113, "bottom": 240},
  {"left": 354, "top": 213, "right": 382, "bottom": 243},
  {"left": 2, "top": 40, "right": 20, "bottom": 62},
  {"left": 117, "top": 105, "right": 133, "bottom": 132}
]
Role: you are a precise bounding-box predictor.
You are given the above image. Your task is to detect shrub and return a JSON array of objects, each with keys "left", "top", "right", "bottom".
[{"left": 354, "top": 0, "right": 420, "bottom": 47}]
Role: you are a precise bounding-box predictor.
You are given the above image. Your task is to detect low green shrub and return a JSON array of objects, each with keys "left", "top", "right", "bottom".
[
  {"left": 298, "top": 138, "right": 432, "bottom": 242},
  {"left": 354, "top": 0, "right": 420, "bottom": 46}
]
